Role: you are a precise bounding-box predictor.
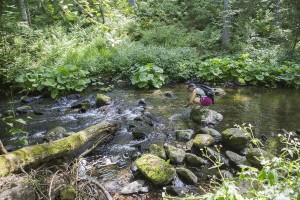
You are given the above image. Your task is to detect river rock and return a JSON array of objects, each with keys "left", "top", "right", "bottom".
[
  {"left": 132, "top": 129, "right": 147, "bottom": 139},
  {"left": 150, "top": 144, "right": 166, "bottom": 160},
  {"left": 205, "top": 147, "right": 230, "bottom": 167},
  {"left": 176, "top": 167, "right": 198, "bottom": 185},
  {"left": 120, "top": 180, "right": 145, "bottom": 194},
  {"left": 220, "top": 170, "right": 234, "bottom": 179},
  {"left": 16, "top": 106, "right": 32, "bottom": 114},
  {"left": 165, "top": 186, "right": 188, "bottom": 197},
  {"left": 71, "top": 100, "right": 92, "bottom": 113},
  {"left": 193, "top": 134, "right": 215, "bottom": 148},
  {"left": 190, "top": 108, "right": 223, "bottom": 125},
  {"left": 165, "top": 145, "right": 186, "bottom": 164},
  {"left": 96, "top": 94, "right": 111, "bottom": 108},
  {"left": 175, "top": 129, "right": 195, "bottom": 141},
  {"left": 246, "top": 148, "right": 273, "bottom": 168},
  {"left": 21, "top": 95, "right": 42, "bottom": 103},
  {"left": 225, "top": 150, "right": 250, "bottom": 168},
  {"left": 135, "top": 154, "right": 176, "bottom": 185},
  {"left": 214, "top": 88, "right": 226, "bottom": 96},
  {"left": 197, "top": 127, "right": 222, "bottom": 143},
  {"left": 185, "top": 153, "right": 207, "bottom": 166},
  {"left": 222, "top": 128, "right": 249, "bottom": 151},
  {"left": 44, "top": 126, "right": 69, "bottom": 141}
]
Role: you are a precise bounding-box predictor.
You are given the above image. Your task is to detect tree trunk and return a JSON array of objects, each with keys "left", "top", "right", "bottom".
[
  {"left": 0, "top": 0, "right": 3, "bottom": 32},
  {"left": 221, "top": 0, "right": 231, "bottom": 51},
  {"left": 0, "top": 121, "right": 118, "bottom": 177},
  {"left": 19, "top": 0, "right": 30, "bottom": 26}
]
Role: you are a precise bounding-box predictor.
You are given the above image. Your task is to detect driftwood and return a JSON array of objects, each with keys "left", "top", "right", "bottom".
[{"left": 0, "top": 121, "right": 118, "bottom": 177}]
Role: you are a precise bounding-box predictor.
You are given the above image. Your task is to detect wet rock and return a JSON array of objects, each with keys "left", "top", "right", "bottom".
[
  {"left": 138, "top": 98, "right": 146, "bottom": 105},
  {"left": 165, "top": 186, "right": 188, "bottom": 197},
  {"left": 120, "top": 180, "right": 145, "bottom": 194},
  {"left": 66, "top": 94, "right": 81, "bottom": 100},
  {"left": 190, "top": 108, "right": 223, "bottom": 125},
  {"left": 96, "top": 94, "right": 111, "bottom": 108},
  {"left": 33, "top": 110, "right": 44, "bottom": 115},
  {"left": 165, "top": 145, "right": 186, "bottom": 164},
  {"left": 71, "top": 100, "right": 92, "bottom": 112},
  {"left": 21, "top": 95, "right": 42, "bottom": 103},
  {"left": 246, "top": 148, "right": 273, "bottom": 168},
  {"left": 16, "top": 106, "right": 32, "bottom": 114},
  {"left": 185, "top": 153, "right": 207, "bottom": 166},
  {"left": 193, "top": 134, "right": 215, "bottom": 148},
  {"left": 135, "top": 154, "right": 176, "bottom": 185},
  {"left": 44, "top": 126, "right": 69, "bottom": 142},
  {"left": 176, "top": 167, "right": 198, "bottom": 185},
  {"left": 164, "top": 91, "right": 173, "bottom": 97},
  {"left": 132, "top": 129, "right": 147, "bottom": 139},
  {"left": 214, "top": 88, "right": 226, "bottom": 96},
  {"left": 175, "top": 129, "right": 195, "bottom": 142},
  {"left": 197, "top": 127, "right": 222, "bottom": 143},
  {"left": 225, "top": 150, "right": 250, "bottom": 168},
  {"left": 149, "top": 144, "right": 166, "bottom": 160},
  {"left": 221, "top": 128, "right": 249, "bottom": 151}
]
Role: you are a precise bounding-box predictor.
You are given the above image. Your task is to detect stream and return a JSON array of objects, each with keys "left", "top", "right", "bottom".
[{"left": 0, "top": 84, "right": 300, "bottom": 198}]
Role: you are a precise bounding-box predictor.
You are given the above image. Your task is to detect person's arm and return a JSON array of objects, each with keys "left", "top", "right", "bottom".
[{"left": 185, "top": 89, "right": 196, "bottom": 107}]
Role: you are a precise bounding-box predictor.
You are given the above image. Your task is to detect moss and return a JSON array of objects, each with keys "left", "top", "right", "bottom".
[
  {"left": 61, "top": 186, "right": 76, "bottom": 200},
  {"left": 193, "top": 134, "right": 215, "bottom": 148},
  {"left": 136, "top": 154, "right": 175, "bottom": 185}
]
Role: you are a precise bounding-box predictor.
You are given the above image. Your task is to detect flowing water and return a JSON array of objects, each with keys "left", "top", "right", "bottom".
[{"left": 0, "top": 84, "right": 299, "bottom": 197}]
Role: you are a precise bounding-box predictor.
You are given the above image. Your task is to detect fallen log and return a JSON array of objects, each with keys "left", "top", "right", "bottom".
[{"left": 0, "top": 121, "right": 118, "bottom": 177}]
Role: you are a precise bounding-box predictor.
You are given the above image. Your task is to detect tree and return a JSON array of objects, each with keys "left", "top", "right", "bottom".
[
  {"left": 19, "top": 0, "right": 31, "bottom": 26},
  {"left": 221, "top": 0, "right": 231, "bottom": 50}
]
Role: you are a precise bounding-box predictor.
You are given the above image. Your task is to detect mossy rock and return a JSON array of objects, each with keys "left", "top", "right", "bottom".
[
  {"left": 61, "top": 186, "right": 76, "bottom": 200},
  {"left": 44, "top": 126, "right": 69, "bottom": 142},
  {"left": 135, "top": 154, "right": 175, "bottom": 185},
  {"left": 165, "top": 145, "right": 186, "bottom": 164},
  {"left": 193, "top": 134, "right": 215, "bottom": 148},
  {"left": 96, "top": 94, "right": 111, "bottom": 108},
  {"left": 190, "top": 108, "right": 223, "bottom": 125},
  {"left": 246, "top": 148, "right": 273, "bottom": 168},
  {"left": 222, "top": 128, "right": 249, "bottom": 151},
  {"left": 149, "top": 144, "right": 166, "bottom": 160}
]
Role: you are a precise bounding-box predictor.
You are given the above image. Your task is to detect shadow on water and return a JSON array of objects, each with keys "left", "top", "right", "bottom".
[{"left": 0, "top": 84, "right": 299, "bottom": 196}]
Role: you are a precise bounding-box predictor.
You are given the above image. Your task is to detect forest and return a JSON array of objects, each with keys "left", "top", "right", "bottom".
[{"left": 0, "top": 0, "right": 299, "bottom": 199}]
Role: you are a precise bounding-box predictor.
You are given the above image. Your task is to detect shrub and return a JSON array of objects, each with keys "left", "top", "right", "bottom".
[{"left": 130, "top": 63, "right": 165, "bottom": 89}]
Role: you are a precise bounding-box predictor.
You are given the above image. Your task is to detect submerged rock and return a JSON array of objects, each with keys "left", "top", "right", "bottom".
[
  {"left": 165, "top": 186, "right": 188, "bottom": 197},
  {"left": 135, "top": 154, "right": 176, "bottom": 185},
  {"left": 165, "top": 145, "right": 186, "bottom": 164},
  {"left": 193, "top": 134, "right": 215, "bottom": 148},
  {"left": 120, "top": 180, "right": 145, "bottom": 194},
  {"left": 221, "top": 128, "right": 249, "bottom": 151},
  {"left": 190, "top": 108, "right": 223, "bottom": 125},
  {"left": 96, "top": 94, "right": 111, "bottom": 108},
  {"left": 16, "top": 106, "right": 32, "bottom": 114}
]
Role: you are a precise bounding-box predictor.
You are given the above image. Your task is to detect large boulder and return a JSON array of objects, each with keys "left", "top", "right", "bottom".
[
  {"left": 197, "top": 127, "right": 222, "bottom": 143},
  {"left": 150, "top": 144, "right": 166, "bottom": 160},
  {"left": 176, "top": 167, "right": 198, "bottom": 185},
  {"left": 225, "top": 150, "right": 250, "bottom": 168},
  {"left": 96, "top": 94, "right": 111, "bottom": 108},
  {"left": 190, "top": 108, "right": 223, "bottom": 125},
  {"left": 165, "top": 145, "right": 186, "bottom": 164},
  {"left": 135, "top": 154, "right": 176, "bottom": 185},
  {"left": 221, "top": 128, "right": 249, "bottom": 151},
  {"left": 175, "top": 129, "right": 195, "bottom": 142},
  {"left": 193, "top": 134, "right": 215, "bottom": 148},
  {"left": 246, "top": 148, "right": 273, "bottom": 168}
]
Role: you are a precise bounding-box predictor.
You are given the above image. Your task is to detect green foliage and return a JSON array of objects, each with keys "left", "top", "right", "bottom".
[
  {"left": 130, "top": 63, "right": 165, "bottom": 89},
  {"left": 201, "top": 125, "right": 300, "bottom": 200},
  {"left": 16, "top": 65, "right": 91, "bottom": 99}
]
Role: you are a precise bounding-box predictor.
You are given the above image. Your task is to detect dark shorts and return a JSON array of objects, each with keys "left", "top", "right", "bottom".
[{"left": 200, "top": 97, "right": 213, "bottom": 106}]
